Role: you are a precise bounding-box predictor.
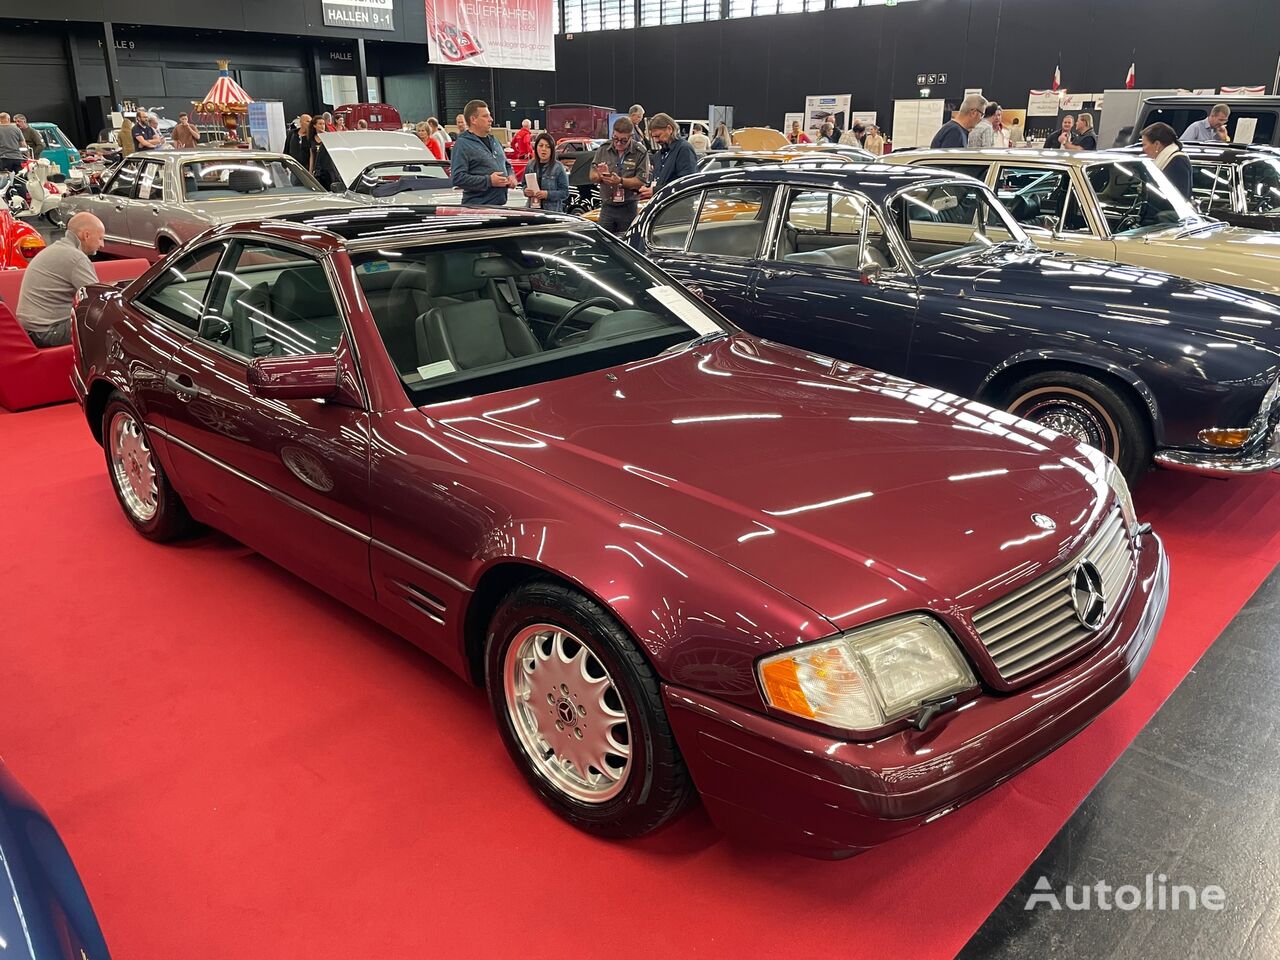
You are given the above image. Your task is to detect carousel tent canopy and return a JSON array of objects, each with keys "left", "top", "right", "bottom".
[{"left": 195, "top": 63, "right": 254, "bottom": 113}]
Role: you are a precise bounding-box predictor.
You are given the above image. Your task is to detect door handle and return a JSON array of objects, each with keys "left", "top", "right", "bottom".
[
  {"left": 114, "top": 202, "right": 126, "bottom": 211},
  {"left": 164, "top": 372, "right": 201, "bottom": 400},
  {"left": 150, "top": 206, "right": 160, "bottom": 215},
  {"left": 761, "top": 268, "right": 797, "bottom": 280}
]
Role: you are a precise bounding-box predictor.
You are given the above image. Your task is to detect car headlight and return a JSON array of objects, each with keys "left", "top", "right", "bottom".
[
  {"left": 758, "top": 614, "right": 977, "bottom": 732},
  {"left": 1104, "top": 460, "right": 1137, "bottom": 529}
]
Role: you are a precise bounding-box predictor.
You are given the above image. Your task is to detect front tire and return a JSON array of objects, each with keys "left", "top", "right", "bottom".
[
  {"left": 485, "top": 580, "right": 693, "bottom": 838},
  {"left": 102, "top": 392, "right": 194, "bottom": 541},
  {"left": 1004, "top": 370, "right": 1152, "bottom": 484}
]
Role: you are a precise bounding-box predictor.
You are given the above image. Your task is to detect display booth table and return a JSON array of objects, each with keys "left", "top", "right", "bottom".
[{"left": 0, "top": 258, "right": 150, "bottom": 411}]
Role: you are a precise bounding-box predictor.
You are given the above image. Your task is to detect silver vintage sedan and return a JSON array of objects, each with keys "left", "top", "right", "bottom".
[{"left": 62, "top": 150, "right": 364, "bottom": 260}]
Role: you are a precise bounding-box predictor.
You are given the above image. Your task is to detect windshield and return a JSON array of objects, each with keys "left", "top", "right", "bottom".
[
  {"left": 1242, "top": 158, "right": 1280, "bottom": 215},
  {"left": 352, "top": 161, "right": 454, "bottom": 197},
  {"left": 354, "top": 229, "right": 730, "bottom": 404},
  {"left": 180, "top": 158, "right": 322, "bottom": 200},
  {"left": 889, "top": 179, "right": 1030, "bottom": 268},
  {"left": 1083, "top": 159, "right": 1201, "bottom": 236}
]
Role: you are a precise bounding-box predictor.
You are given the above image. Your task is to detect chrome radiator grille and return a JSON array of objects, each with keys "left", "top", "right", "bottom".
[{"left": 972, "top": 508, "right": 1135, "bottom": 681}]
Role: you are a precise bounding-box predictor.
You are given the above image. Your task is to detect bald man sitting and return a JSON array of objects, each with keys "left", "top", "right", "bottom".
[{"left": 16, "top": 212, "right": 105, "bottom": 347}]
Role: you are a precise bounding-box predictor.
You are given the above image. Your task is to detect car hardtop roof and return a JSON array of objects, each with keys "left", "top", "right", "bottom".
[
  {"left": 896, "top": 146, "right": 1149, "bottom": 166},
  {"left": 168, "top": 149, "right": 301, "bottom": 163},
  {"left": 1143, "top": 94, "right": 1280, "bottom": 107},
  {"left": 1167, "top": 141, "right": 1280, "bottom": 160},
  {"left": 271, "top": 204, "right": 579, "bottom": 244},
  {"left": 683, "top": 161, "right": 959, "bottom": 197}
]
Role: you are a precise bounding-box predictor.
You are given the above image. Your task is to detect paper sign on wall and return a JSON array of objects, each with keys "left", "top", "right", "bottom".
[
  {"left": 804, "top": 94, "right": 852, "bottom": 136},
  {"left": 1027, "top": 91, "right": 1062, "bottom": 116},
  {"left": 324, "top": 0, "right": 394, "bottom": 30},
  {"left": 1235, "top": 117, "right": 1259, "bottom": 144}
]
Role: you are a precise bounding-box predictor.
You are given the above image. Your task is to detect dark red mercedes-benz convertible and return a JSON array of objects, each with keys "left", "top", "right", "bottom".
[{"left": 70, "top": 206, "right": 1168, "bottom": 858}]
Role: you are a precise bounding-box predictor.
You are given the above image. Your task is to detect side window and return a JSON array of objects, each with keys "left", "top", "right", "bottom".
[
  {"left": 105, "top": 159, "right": 142, "bottom": 198},
  {"left": 777, "top": 189, "right": 867, "bottom": 270},
  {"left": 862, "top": 211, "right": 900, "bottom": 272},
  {"left": 137, "top": 161, "right": 165, "bottom": 201},
  {"left": 647, "top": 192, "right": 701, "bottom": 250},
  {"left": 928, "top": 161, "right": 992, "bottom": 182},
  {"left": 133, "top": 242, "right": 229, "bottom": 330},
  {"left": 1242, "top": 160, "right": 1280, "bottom": 215},
  {"left": 995, "top": 166, "right": 1083, "bottom": 232},
  {"left": 202, "top": 243, "right": 343, "bottom": 359},
  {"left": 1191, "top": 163, "right": 1234, "bottom": 215},
  {"left": 685, "top": 185, "right": 772, "bottom": 258}
]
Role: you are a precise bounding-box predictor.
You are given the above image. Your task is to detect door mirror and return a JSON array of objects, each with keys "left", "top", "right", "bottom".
[
  {"left": 330, "top": 181, "right": 347, "bottom": 194},
  {"left": 859, "top": 262, "right": 882, "bottom": 285},
  {"left": 247, "top": 353, "right": 340, "bottom": 400},
  {"left": 89, "top": 183, "right": 102, "bottom": 195}
]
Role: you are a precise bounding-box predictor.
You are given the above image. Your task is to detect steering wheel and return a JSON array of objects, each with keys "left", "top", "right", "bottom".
[{"left": 547, "top": 297, "right": 618, "bottom": 346}]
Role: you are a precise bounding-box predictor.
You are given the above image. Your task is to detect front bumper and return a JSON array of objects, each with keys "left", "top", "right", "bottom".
[
  {"left": 663, "top": 531, "right": 1168, "bottom": 859},
  {"left": 1154, "top": 444, "right": 1280, "bottom": 476}
]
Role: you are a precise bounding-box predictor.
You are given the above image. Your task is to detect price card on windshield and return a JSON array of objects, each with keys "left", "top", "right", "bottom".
[{"left": 648, "top": 285, "right": 721, "bottom": 336}]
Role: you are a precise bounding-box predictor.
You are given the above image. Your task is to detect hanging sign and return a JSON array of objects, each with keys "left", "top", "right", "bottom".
[
  {"left": 323, "top": 0, "right": 395, "bottom": 30},
  {"left": 426, "top": 0, "right": 556, "bottom": 71}
]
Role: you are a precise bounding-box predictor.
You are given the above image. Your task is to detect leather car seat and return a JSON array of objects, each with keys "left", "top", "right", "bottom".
[
  {"left": 269, "top": 266, "right": 341, "bottom": 355},
  {"left": 420, "top": 299, "right": 541, "bottom": 371},
  {"left": 360, "top": 267, "right": 434, "bottom": 372},
  {"left": 228, "top": 169, "right": 265, "bottom": 194}
]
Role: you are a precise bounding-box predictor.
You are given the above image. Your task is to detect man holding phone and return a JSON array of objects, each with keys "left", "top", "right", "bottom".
[
  {"left": 450, "top": 99, "right": 517, "bottom": 206},
  {"left": 590, "top": 117, "right": 650, "bottom": 234}
]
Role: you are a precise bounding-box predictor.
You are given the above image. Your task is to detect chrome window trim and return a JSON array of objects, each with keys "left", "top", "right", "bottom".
[
  {"left": 340, "top": 221, "right": 577, "bottom": 254},
  {"left": 763, "top": 184, "right": 911, "bottom": 277},
  {"left": 883, "top": 175, "right": 1026, "bottom": 275},
  {"left": 130, "top": 239, "right": 232, "bottom": 336},
  {"left": 176, "top": 154, "right": 325, "bottom": 202},
  {"left": 147, "top": 423, "right": 472, "bottom": 594},
  {"left": 643, "top": 185, "right": 705, "bottom": 253},
  {"left": 678, "top": 182, "right": 775, "bottom": 263}
]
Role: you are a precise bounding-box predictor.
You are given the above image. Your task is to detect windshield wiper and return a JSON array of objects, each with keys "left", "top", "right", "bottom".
[{"left": 687, "top": 329, "right": 730, "bottom": 347}]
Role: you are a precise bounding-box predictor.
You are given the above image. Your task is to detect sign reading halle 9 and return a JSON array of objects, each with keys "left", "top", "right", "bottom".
[{"left": 426, "top": 0, "right": 556, "bottom": 71}]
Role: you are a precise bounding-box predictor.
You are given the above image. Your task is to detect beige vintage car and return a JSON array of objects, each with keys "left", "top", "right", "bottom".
[
  {"left": 884, "top": 148, "right": 1280, "bottom": 296},
  {"left": 61, "top": 150, "right": 363, "bottom": 260}
]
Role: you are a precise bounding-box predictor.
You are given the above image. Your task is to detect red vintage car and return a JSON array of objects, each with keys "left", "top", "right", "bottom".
[
  {"left": 70, "top": 206, "right": 1168, "bottom": 858},
  {"left": 0, "top": 203, "right": 44, "bottom": 268}
]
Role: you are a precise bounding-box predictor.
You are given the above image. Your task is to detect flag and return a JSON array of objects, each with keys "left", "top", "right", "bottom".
[
  {"left": 1125, "top": 62, "right": 1135, "bottom": 89},
  {"left": 1052, "top": 62, "right": 1061, "bottom": 92}
]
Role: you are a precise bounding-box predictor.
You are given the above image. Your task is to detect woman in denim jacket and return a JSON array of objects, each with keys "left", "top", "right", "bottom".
[{"left": 520, "top": 132, "right": 570, "bottom": 213}]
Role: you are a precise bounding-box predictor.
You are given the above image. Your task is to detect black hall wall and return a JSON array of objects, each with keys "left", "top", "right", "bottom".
[{"left": 532, "top": 0, "right": 1280, "bottom": 133}]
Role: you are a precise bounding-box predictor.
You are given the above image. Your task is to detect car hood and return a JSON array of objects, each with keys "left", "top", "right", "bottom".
[
  {"left": 185, "top": 193, "right": 366, "bottom": 220},
  {"left": 944, "top": 245, "right": 1280, "bottom": 348},
  {"left": 1124, "top": 222, "right": 1280, "bottom": 293},
  {"left": 424, "top": 336, "right": 1114, "bottom": 627},
  {"left": 319, "top": 130, "right": 435, "bottom": 187}
]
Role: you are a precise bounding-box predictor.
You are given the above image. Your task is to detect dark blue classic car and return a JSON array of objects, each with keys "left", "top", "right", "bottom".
[
  {"left": 0, "top": 762, "right": 111, "bottom": 959},
  {"left": 631, "top": 164, "right": 1280, "bottom": 482}
]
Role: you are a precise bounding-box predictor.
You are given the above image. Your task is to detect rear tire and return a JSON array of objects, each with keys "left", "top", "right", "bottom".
[
  {"left": 101, "top": 392, "right": 194, "bottom": 542},
  {"left": 1004, "top": 370, "right": 1152, "bottom": 485},
  {"left": 485, "top": 579, "right": 694, "bottom": 839}
]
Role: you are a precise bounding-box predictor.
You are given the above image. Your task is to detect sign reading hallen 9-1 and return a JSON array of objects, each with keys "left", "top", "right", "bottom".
[
  {"left": 323, "top": 0, "right": 395, "bottom": 30},
  {"left": 425, "top": 0, "right": 555, "bottom": 71}
]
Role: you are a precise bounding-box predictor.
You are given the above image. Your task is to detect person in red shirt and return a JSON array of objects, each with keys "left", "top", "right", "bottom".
[
  {"left": 416, "top": 121, "right": 445, "bottom": 160},
  {"left": 510, "top": 119, "right": 533, "bottom": 159},
  {"left": 788, "top": 120, "right": 811, "bottom": 144}
]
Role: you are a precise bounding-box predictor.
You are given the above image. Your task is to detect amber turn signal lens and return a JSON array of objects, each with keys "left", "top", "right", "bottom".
[
  {"left": 759, "top": 657, "right": 818, "bottom": 719},
  {"left": 1198, "top": 428, "right": 1250, "bottom": 449}
]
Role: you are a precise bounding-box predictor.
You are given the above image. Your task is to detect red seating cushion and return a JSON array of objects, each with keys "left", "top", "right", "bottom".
[{"left": 0, "top": 257, "right": 151, "bottom": 412}]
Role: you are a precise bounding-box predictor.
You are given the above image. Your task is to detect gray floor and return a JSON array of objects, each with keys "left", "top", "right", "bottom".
[{"left": 961, "top": 567, "right": 1280, "bottom": 959}]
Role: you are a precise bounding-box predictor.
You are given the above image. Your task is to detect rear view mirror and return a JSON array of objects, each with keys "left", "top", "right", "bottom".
[{"left": 247, "top": 353, "right": 340, "bottom": 400}]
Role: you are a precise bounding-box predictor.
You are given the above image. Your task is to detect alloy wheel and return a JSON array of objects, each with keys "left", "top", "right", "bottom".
[
  {"left": 503, "top": 623, "right": 632, "bottom": 803},
  {"left": 108, "top": 410, "right": 158, "bottom": 521}
]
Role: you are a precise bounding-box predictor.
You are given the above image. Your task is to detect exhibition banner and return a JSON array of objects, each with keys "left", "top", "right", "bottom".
[
  {"left": 425, "top": 0, "right": 555, "bottom": 71},
  {"left": 1027, "top": 90, "right": 1061, "bottom": 116},
  {"left": 805, "top": 94, "right": 852, "bottom": 136},
  {"left": 323, "top": 0, "right": 395, "bottom": 30}
]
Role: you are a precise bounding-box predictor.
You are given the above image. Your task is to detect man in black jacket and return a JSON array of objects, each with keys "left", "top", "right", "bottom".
[
  {"left": 647, "top": 113, "right": 698, "bottom": 193},
  {"left": 285, "top": 114, "right": 312, "bottom": 168}
]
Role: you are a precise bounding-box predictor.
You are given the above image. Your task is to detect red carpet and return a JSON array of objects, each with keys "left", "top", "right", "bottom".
[{"left": 2, "top": 402, "right": 1277, "bottom": 959}]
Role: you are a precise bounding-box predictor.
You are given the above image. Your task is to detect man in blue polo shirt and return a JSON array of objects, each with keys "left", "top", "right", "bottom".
[
  {"left": 1182, "top": 104, "right": 1232, "bottom": 143},
  {"left": 449, "top": 99, "right": 517, "bottom": 206},
  {"left": 132, "top": 111, "right": 163, "bottom": 151},
  {"left": 931, "top": 94, "right": 985, "bottom": 148}
]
